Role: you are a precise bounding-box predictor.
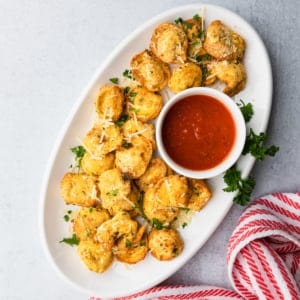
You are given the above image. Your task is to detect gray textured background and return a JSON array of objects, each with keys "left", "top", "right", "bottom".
[{"left": 1, "top": 0, "right": 299, "bottom": 299}]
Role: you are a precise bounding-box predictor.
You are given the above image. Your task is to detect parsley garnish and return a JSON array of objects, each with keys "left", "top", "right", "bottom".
[
  {"left": 196, "top": 53, "right": 212, "bottom": 63},
  {"left": 198, "top": 29, "right": 206, "bottom": 42},
  {"left": 59, "top": 234, "right": 80, "bottom": 246},
  {"left": 238, "top": 100, "right": 254, "bottom": 122},
  {"left": 115, "top": 114, "right": 128, "bottom": 127},
  {"left": 123, "top": 86, "right": 130, "bottom": 95},
  {"left": 122, "top": 141, "right": 132, "bottom": 149},
  {"left": 223, "top": 166, "right": 256, "bottom": 206},
  {"left": 106, "top": 189, "right": 119, "bottom": 197},
  {"left": 70, "top": 145, "right": 86, "bottom": 170},
  {"left": 123, "top": 69, "right": 134, "bottom": 80},
  {"left": 243, "top": 129, "right": 279, "bottom": 160},
  {"left": 125, "top": 239, "right": 132, "bottom": 248},
  {"left": 129, "top": 107, "right": 139, "bottom": 113},
  {"left": 152, "top": 218, "right": 163, "bottom": 230},
  {"left": 128, "top": 91, "right": 137, "bottom": 103},
  {"left": 174, "top": 17, "right": 183, "bottom": 24},
  {"left": 63, "top": 215, "right": 70, "bottom": 222},
  {"left": 140, "top": 241, "right": 146, "bottom": 247},
  {"left": 193, "top": 14, "right": 200, "bottom": 21},
  {"left": 201, "top": 65, "right": 210, "bottom": 81},
  {"left": 182, "top": 222, "right": 188, "bottom": 228},
  {"left": 109, "top": 77, "right": 119, "bottom": 84}
]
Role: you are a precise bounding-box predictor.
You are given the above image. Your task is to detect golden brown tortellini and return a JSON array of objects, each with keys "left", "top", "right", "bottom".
[
  {"left": 150, "top": 23, "right": 188, "bottom": 64},
  {"left": 95, "top": 84, "right": 124, "bottom": 121},
  {"left": 148, "top": 228, "right": 183, "bottom": 260},
  {"left": 81, "top": 152, "right": 115, "bottom": 176},
  {"left": 130, "top": 49, "right": 171, "bottom": 92},
  {"left": 126, "top": 86, "right": 163, "bottom": 122},
  {"left": 83, "top": 124, "right": 123, "bottom": 158},
  {"left": 73, "top": 207, "right": 110, "bottom": 241},
  {"left": 115, "top": 135, "right": 153, "bottom": 179},
  {"left": 60, "top": 173, "right": 99, "bottom": 207},
  {"left": 187, "top": 179, "right": 212, "bottom": 211},
  {"left": 77, "top": 240, "right": 113, "bottom": 273},
  {"left": 204, "top": 20, "right": 245, "bottom": 61},
  {"left": 168, "top": 62, "right": 202, "bottom": 93}
]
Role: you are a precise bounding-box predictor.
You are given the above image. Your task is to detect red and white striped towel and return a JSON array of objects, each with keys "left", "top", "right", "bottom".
[{"left": 91, "top": 192, "right": 300, "bottom": 300}]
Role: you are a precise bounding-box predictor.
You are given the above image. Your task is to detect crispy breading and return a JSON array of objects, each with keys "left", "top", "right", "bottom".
[
  {"left": 204, "top": 20, "right": 245, "bottom": 61},
  {"left": 131, "top": 49, "right": 171, "bottom": 92},
  {"left": 150, "top": 23, "right": 188, "bottom": 64},
  {"left": 168, "top": 62, "right": 202, "bottom": 93},
  {"left": 60, "top": 173, "right": 98, "bottom": 207},
  {"left": 81, "top": 152, "right": 115, "bottom": 176},
  {"left": 126, "top": 86, "right": 163, "bottom": 122},
  {"left": 187, "top": 179, "right": 212, "bottom": 211},
  {"left": 95, "top": 84, "right": 124, "bottom": 121},
  {"left": 148, "top": 228, "right": 183, "bottom": 260},
  {"left": 115, "top": 135, "right": 153, "bottom": 179}
]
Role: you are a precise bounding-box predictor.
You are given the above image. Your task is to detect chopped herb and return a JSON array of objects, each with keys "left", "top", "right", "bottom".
[
  {"left": 196, "top": 53, "right": 212, "bottom": 62},
  {"left": 115, "top": 114, "right": 129, "bottom": 126},
  {"left": 223, "top": 166, "right": 256, "bottom": 206},
  {"left": 63, "top": 215, "right": 70, "bottom": 222},
  {"left": 152, "top": 218, "right": 163, "bottom": 230},
  {"left": 70, "top": 145, "right": 86, "bottom": 170},
  {"left": 183, "top": 21, "right": 193, "bottom": 29},
  {"left": 174, "top": 17, "right": 183, "bottom": 24},
  {"left": 238, "top": 100, "right": 254, "bottom": 122},
  {"left": 134, "top": 192, "right": 148, "bottom": 220},
  {"left": 59, "top": 234, "right": 79, "bottom": 246},
  {"left": 128, "top": 91, "right": 137, "bottom": 103},
  {"left": 182, "top": 222, "right": 188, "bottom": 228},
  {"left": 129, "top": 107, "right": 139, "bottom": 113},
  {"left": 198, "top": 29, "right": 206, "bottom": 42},
  {"left": 107, "top": 189, "right": 119, "bottom": 197},
  {"left": 140, "top": 241, "right": 146, "bottom": 247},
  {"left": 67, "top": 210, "right": 72, "bottom": 214},
  {"left": 201, "top": 65, "right": 210, "bottom": 81},
  {"left": 125, "top": 239, "right": 132, "bottom": 248},
  {"left": 193, "top": 14, "right": 200, "bottom": 21},
  {"left": 243, "top": 129, "right": 279, "bottom": 160},
  {"left": 123, "top": 69, "right": 134, "bottom": 80},
  {"left": 123, "top": 86, "right": 130, "bottom": 95},
  {"left": 122, "top": 141, "right": 132, "bottom": 149},
  {"left": 89, "top": 207, "right": 95, "bottom": 213},
  {"left": 109, "top": 77, "right": 119, "bottom": 84},
  {"left": 181, "top": 207, "right": 190, "bottom": 213}
]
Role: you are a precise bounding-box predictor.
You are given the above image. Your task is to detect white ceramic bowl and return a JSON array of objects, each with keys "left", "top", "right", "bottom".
[{"left": 156, "top": 87, "right": 246, "bottom": 179}]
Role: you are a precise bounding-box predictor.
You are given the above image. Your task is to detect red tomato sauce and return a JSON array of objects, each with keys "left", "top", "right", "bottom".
[{"left": 162, "top": 95, "right": 236, "bottom": 170}]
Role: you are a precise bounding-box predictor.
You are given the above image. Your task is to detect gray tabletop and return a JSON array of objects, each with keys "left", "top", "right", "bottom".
[{"left": 1, "top": 0, "right": 299, "bottom": 299}]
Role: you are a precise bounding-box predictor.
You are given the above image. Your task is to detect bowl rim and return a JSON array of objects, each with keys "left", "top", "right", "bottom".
[{"left": 156, "top": 87, "right": 246, "bottom": 179}]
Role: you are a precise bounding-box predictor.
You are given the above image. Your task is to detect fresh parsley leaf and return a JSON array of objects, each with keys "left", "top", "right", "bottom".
[
  {"left": 140, "top": 241, "right": 146, "bottom": 247},
  {"left": 238, "top": 100, "right": 254, "bottom": 122},
  {"left": 182, "top": 222, "right": 188, "bottom": 228},
  {"left": 223, "top": 166, "right": 256, "bottom": 206},
  {"left": 193, "top": 14, "right": 200, "bottom": 21},
  {"left": 63, "top": 215, "right": 70, "bottom": 222},
  {"left": 128, "top": 91, "right": 137, "bottom": 103},
  {"left": 174, "top": 17, "right": 183, "bottom": 24},
  {"left": 70, "top": 145, "right": 86, "bottom": 170},
  {"left": 123, "top": 69, "right": 134, "bottom": 80},
  {"left": 152, "top": 218, "right": 163, "bottom": 230},
  {"left": 196, "top": 53, "right": 212, "bottom": 62},
  {"left": 59, "top": 234, "right": 79, "bottom": 246},
  {"left": 109, "top": 77, "right": 119, "bottom": 84},
  {"left": 124, "top": 86, "right": 130, "bottom": 95},
  {"left": 115, "top": 114, "right": 129, "bottom": 126},
  {"left": 125, "top": 239, "right": 132, "bottom": 248},
  {"left": 243, "top": 129, "right": 279, "bottom": 160},
  {"left": 198, "top": 29, "right": 206, "bottom": 42},
  {"left": 201, "top": 65, "right": 210, "bottom": 81},
  {"left": 129, "top": 107, "right": 139, "bottom": 113}
]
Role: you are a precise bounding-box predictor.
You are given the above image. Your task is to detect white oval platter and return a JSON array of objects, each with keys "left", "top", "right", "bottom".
[{"left": 40, "top": 3, "right": 272, "bottom": 298}]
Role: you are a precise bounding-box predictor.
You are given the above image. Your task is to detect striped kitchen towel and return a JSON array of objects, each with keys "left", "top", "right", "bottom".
[{"left": 91, "top": 192, "right": 300, "bottom": 300}]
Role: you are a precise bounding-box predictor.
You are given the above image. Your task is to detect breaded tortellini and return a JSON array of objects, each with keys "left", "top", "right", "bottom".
[
  {"left": 77, "top": 240, "right": 113, "bottom": 273},
  {"left": 96, "top": 211, "right": 138, "bottom": 251},
  {"left": 83, "top": 123, "right": 123, "bottom": 158},
  {"left": 168, "top": 62, "right": 202, "bottom": 93},
  {"left": 150, "top": 23, "right": 188, "bottom": 64},
  {"left": 205, "top": 61, "right": 246, "bottom": 96},
  {"left": 130, "top": 50, "right": 171, "bottom": 92},
  {"left": 126, "top": 86, "right": 163, "bottom": 122},
  {"left": 60, "top": 173, "right": 99, "bottom": 207},
  {"left": 136, "top": 157, "right": 172, "bottom": 191},
  {"left": 187, "top": 179, "right": 212, "bottom": 211},
  {"left": 143, "top": 187, "right": 179, "bottom": 226},
  {"left": 99, "top": 168, "right": 135, "bottom": 215},
  {"left": 73, "top": 207, "right": 110, "bottom": 241},
  {"left": 148, "top": 228, "right": 183, "bottom": 260},
  {"left": 115, "top": 135, "right": 153, "bottom": 179},
  {"left": 204, "top": 20, "right": 245, "bottom": 61},
  {"left": 114, "top": 226, "right": 148, "bottom": 264},
  {"left": 95, "top": 84, "right": 124, "bottom": 121},
  {"left": 155, "top": 175, "right": 189, "bottom": 208},
  {"left": 81, "top": 152, "right": 115, "bottom": 176}
]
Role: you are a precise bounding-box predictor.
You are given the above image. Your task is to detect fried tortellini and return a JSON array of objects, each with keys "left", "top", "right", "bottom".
[
  {"left": 204, "top": 20, "right": 245, "bottom": 61},
  {"left": 131, "top": 49, "right": 171, "bottom": 92},
  {"left": 150, "top": 23, "right": 188, "bottom": 64},
  {"left": 81, "top": 152, "right": 115, "bottom": 176},
  {"left": 168, "top": 62, "right": 202, "bottom": 93}
]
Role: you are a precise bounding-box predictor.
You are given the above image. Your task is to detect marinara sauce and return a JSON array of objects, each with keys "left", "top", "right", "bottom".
[{"left": 162, "top": 95, "right": 236, "bottom": 170}]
